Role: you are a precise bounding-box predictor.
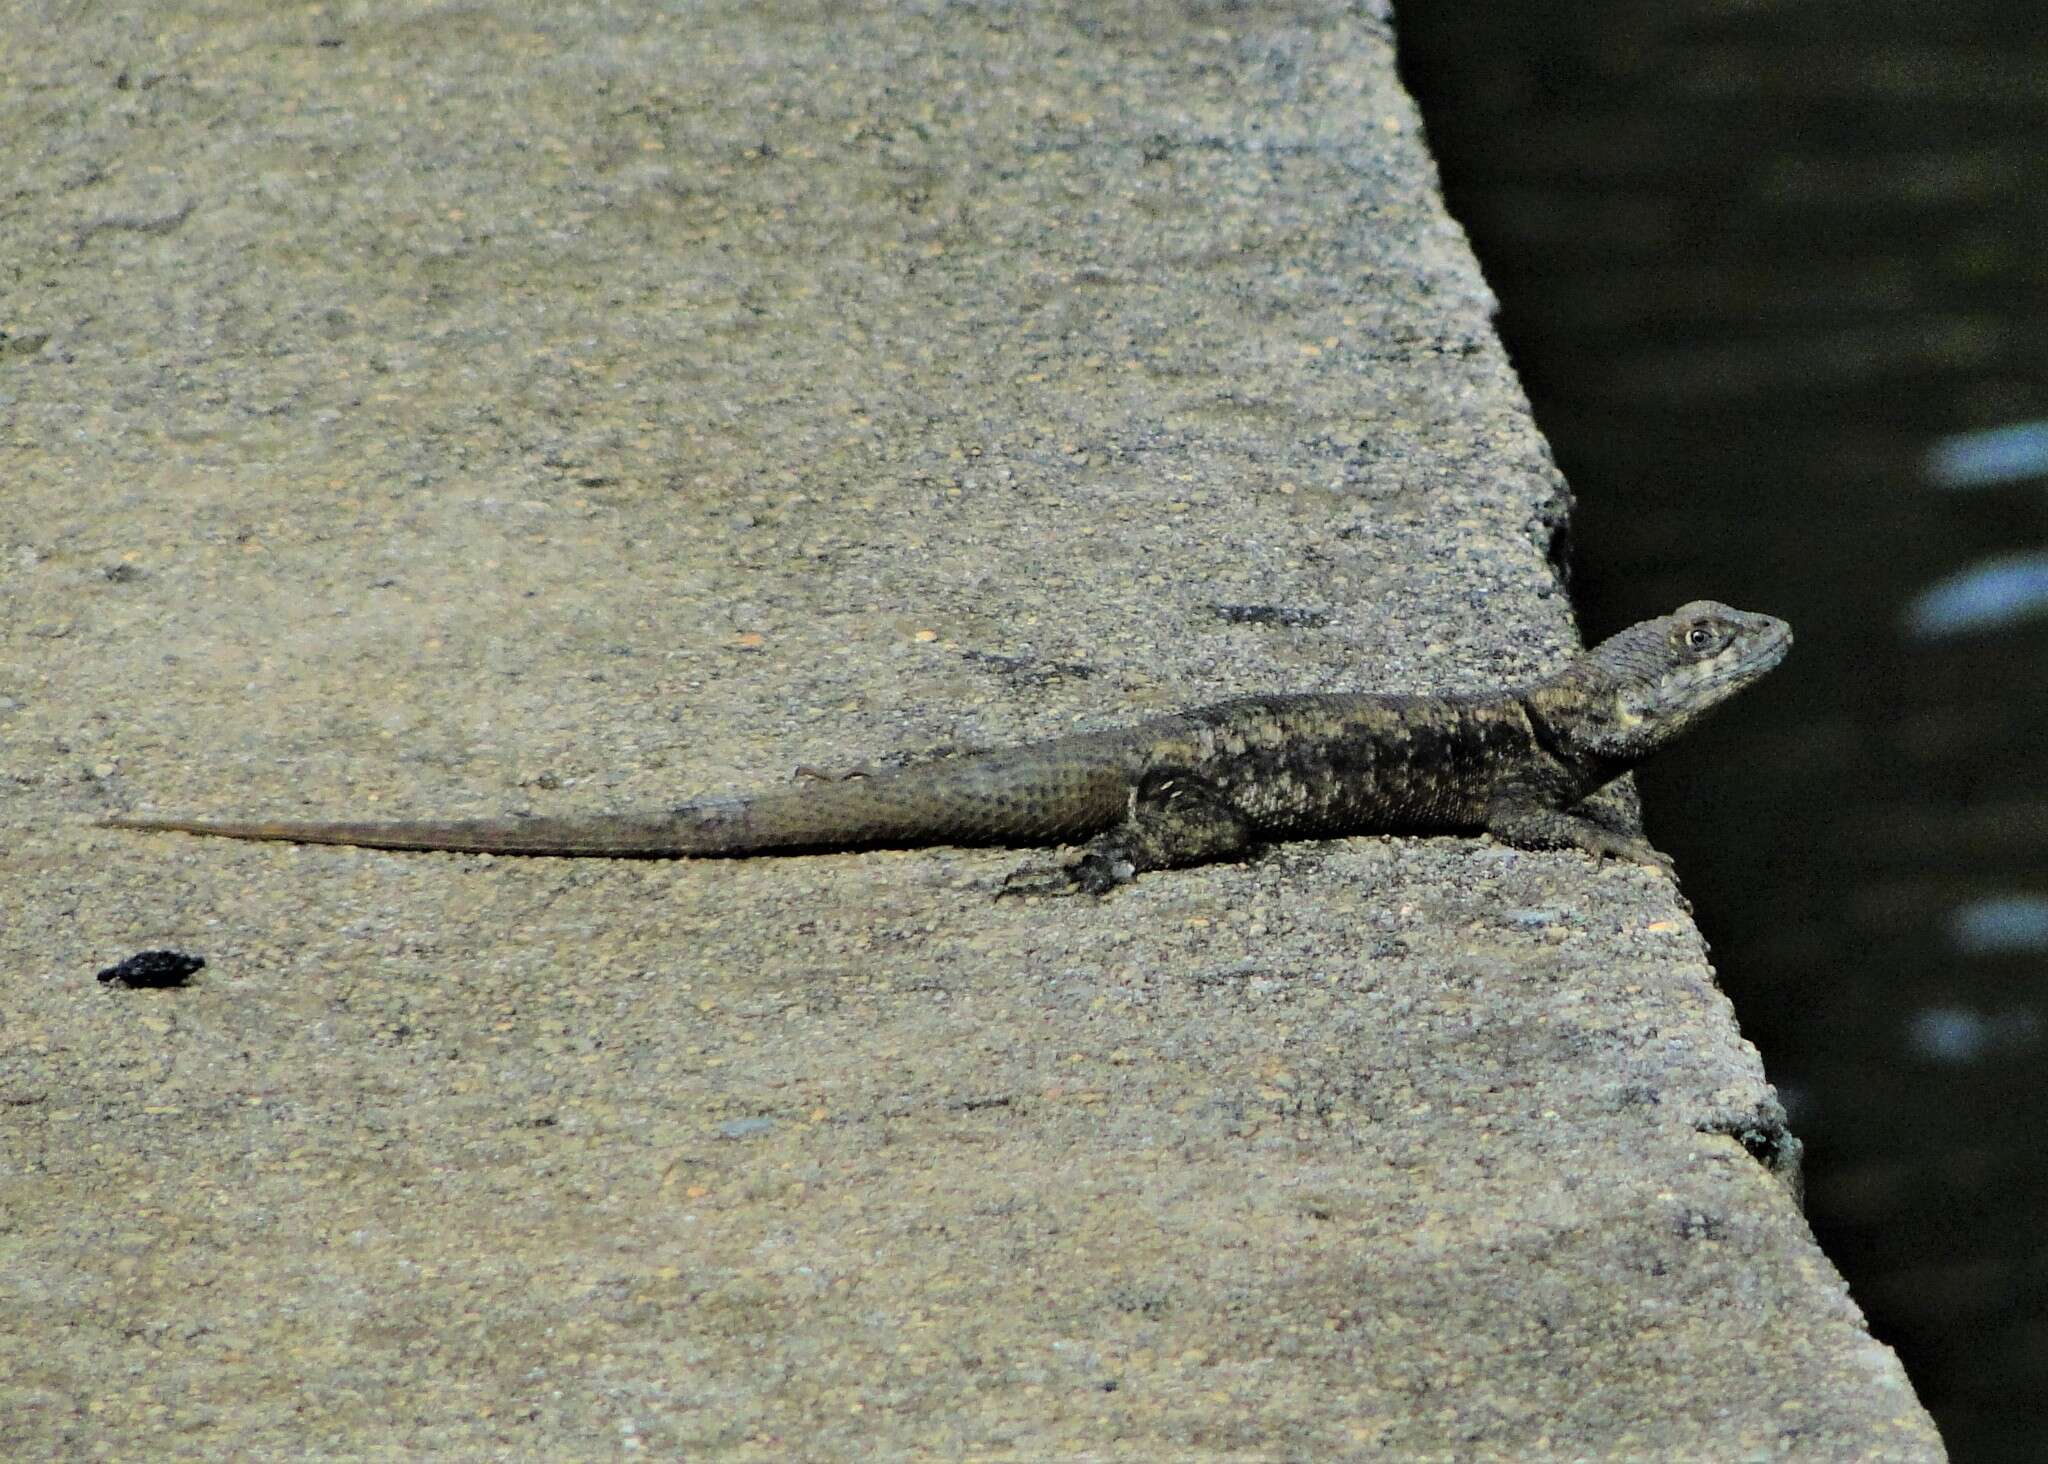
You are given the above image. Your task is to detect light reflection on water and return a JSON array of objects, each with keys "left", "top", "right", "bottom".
[
  {"left": 1902, "top": 552, "right": 2048, "bottom": 637},
  {"left": 1909, "top": 430, "right": 2047, "bottom": 1088},
  {"left": 1949, "top": 897, "right": 2048, "bottom": 956},
  {"left": 1924, "top": 420, "right": 2048, "bottom": 490},
  {"left": 1907, "top": 426, "right": 2048, "bottom": 636},
  {"left": 1906, "top": 1006, "right": 2042, "bottom": 1067}
]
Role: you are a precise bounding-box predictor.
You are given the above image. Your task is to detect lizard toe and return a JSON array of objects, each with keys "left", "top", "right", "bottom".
[
  {"left": 1600, "top": 834, "right": 1675, "bottom": 876},
  {"left": 1069, "top": 850, "right": 1136, "bottom": 895},
  {"left": 996, "top": 863, "right": 1085, "bottom": 899}
]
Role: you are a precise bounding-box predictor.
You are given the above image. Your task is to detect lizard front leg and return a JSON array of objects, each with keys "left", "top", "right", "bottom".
[
  {"left": 1000, "top": 767, "right": 1254, "bottom": 896},
  {"left": 1484, "top": 797, "right": 1675, "bottom": 875}
]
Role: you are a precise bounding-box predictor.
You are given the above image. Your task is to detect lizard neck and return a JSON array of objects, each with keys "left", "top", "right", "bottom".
[{"left": 1517, "top": 668, "right": 1644, "bottom": 793}]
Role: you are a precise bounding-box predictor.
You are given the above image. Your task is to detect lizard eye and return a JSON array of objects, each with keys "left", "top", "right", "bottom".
[{"left": 1683, "top": 623, "right": 1723, "bottom": 653}]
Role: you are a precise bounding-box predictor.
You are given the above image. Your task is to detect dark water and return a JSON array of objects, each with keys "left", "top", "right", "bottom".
[{"left": 1397, "top": 5, "right": 2048, "bottom": 1459}]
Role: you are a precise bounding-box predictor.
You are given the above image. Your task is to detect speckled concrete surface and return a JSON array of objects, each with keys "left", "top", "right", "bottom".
[{"left": 2, "top": 1, "right": 1940, "bottom": 1458}]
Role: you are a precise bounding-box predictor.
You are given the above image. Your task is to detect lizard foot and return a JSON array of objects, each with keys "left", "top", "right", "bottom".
[
  {"left": 996, "top": 850, "right": 1135, "bottom": 899},
  {"left": 1486, "top": 803, "right": 1676, "bottom": 878},
  {"left": 1593, "top": 832, "right": 1676, "bottom": 877},
  {"left": 1068, "top": 849, "right": 1138, "bottom": 894},
  {"left": 996, "top": 863, "right": 1082, "bottom": 899}
]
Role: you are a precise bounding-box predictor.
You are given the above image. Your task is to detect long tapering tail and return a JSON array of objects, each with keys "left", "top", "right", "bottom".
[
  {"left": 99, "top": 813, "right": 707, "bottom": 857},
  {"left": 100, "top": 739, "right": 1135, "bottom": 858}
]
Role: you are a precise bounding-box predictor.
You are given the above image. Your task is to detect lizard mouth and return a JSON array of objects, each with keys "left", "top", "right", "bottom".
[
  {"left": 1745, "top": 618, "right": 1794, "bottom": 673},
  {"left": 1694, "top": 616, "right": 1792, "bottom": 703}
]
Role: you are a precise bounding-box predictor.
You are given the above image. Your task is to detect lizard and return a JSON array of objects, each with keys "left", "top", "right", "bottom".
[{"left": 102, "top": 601, "right": 1790, "bottom": 894}]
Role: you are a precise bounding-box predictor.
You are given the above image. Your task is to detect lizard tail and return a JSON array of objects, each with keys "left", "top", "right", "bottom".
[
  {"left": 100, "top": 741, "right": 1134, "bottom": 858},
  {"left": 98, "top": 813, "right": 705, "bottom": 857}
]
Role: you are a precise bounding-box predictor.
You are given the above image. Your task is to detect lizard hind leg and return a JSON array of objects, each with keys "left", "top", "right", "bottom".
[{"left": 1000, "top": 766, "right": 1254, "bottom": 896}]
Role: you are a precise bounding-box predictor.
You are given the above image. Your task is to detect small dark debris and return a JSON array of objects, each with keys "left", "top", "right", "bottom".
[
  {"left": 1189, "top": 962, "right": 1272, "bottom": 988},
  {"left": 1211, "top": 604, "right": 1332, "bottom": 629},
  {"left": 950, "top": 1094, "right": 1013, "bottom": 1112},
  {"left": 1106, "top": 1287, "right": 1171, "bottom": 1318},
  {"left": 97, "top": 950, "right": 205, "bottom": 989},
  {"left": 1672, "top": 1208, "right": 1727, "bottom": 1242},
  {"left": 76, "top": 199, "right": 195, "bottom": 244},
  {"left": 101, "top": 563, "right": 144, "bottom": 583},
  {"left": 961, "top": 649, "right": 1096, "bottom": 689}
]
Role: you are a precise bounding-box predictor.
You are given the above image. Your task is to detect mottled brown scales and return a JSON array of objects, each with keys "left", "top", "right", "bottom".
[{"left": 104, "top": 602, "right": 1791, "bottom": 893}]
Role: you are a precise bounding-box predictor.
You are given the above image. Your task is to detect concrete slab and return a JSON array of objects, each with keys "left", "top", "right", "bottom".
[{"left": 2, "top": 1, "right": 1941, "bottom": 1456}]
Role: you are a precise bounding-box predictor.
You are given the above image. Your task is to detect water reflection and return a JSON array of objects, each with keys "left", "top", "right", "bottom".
[
  {"left": 1907, "top": 424, "right": 2048, "bottom": 637},
  {"left": 1925, "top": 420, "right": 2048, "bottom": 490},
  {"left": 1903, "top": 552, "right": 2048, "bottom": 638},
  {"left": 1949, "top": 897, "right": 2048, "bottom": 956},
  {"left": 1906, "top": 1006, "right": 2042, "bottom": 1067}
]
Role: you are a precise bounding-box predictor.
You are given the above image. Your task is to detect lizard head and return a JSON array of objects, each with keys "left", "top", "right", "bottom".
[{"left": 1541, "top": 601, "right": 1793, "bottom": 760}]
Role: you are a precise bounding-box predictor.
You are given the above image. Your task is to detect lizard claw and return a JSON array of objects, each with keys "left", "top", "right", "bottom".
[
  {"left": 995, "top": 849, "right": 1134, "bottom": 898},
  {"left": 1598, "top": 834, "right": 1675, "bottom": 877},
  {"left": 1068, "top": 849, "right": 1137, "bottom": 894},
  {"left": 996, "top": 863, "right": 1083, "bottom": 899},
  {"left": 1487, "top": 805, "right": 1678, "bottom": 879}
]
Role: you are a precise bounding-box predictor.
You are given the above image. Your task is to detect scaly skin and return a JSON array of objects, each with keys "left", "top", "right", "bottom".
[{"left": 103, "top": 601, "right": 1791, "bottom": 892}]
